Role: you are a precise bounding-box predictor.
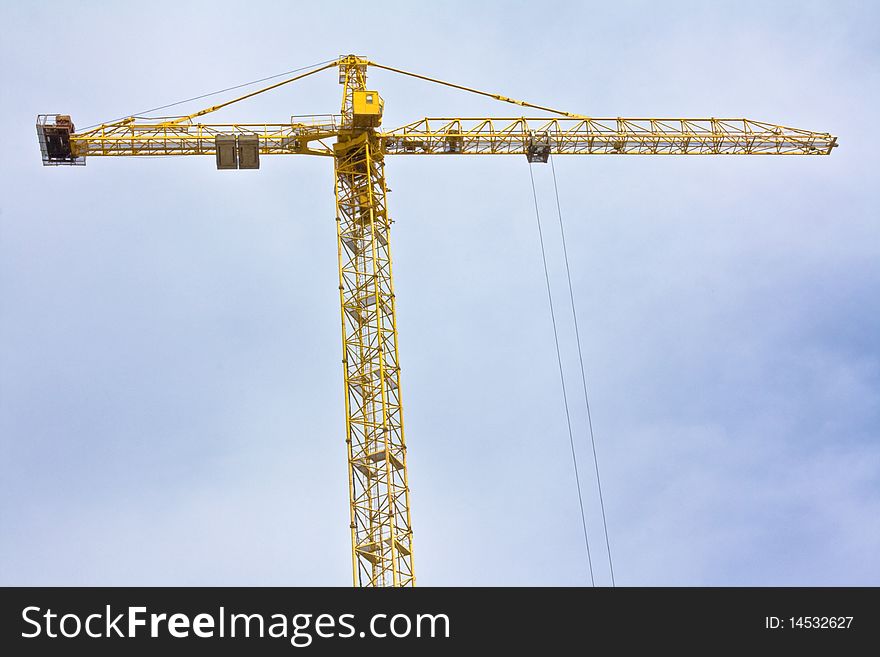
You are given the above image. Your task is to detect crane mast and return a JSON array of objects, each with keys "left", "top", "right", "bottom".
[
  {"left": 335, "top": 56, "right": 414, "bottom": 586},
  {"left": 36, "top": 54, "right": 836, "bottom": 588}
]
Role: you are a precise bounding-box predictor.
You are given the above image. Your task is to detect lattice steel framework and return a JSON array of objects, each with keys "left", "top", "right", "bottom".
[
  {"left": 334, "top": 56, "right": 414, "bottom": 587},
  {"left": 37, "top": 54, "right": 837, "bottom": 588},
  {"left": 52, "top": 116, "right": 836, "bottom": 159}
]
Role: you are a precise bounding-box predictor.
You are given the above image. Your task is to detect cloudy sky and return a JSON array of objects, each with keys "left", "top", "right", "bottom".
[{"left": 1, "top": 0, "right": 877, "bottom": 586}]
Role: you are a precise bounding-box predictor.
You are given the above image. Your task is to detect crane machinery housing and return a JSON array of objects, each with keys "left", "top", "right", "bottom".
[{"left": 36, "top": 54, "right": 837, "bottom": 588}]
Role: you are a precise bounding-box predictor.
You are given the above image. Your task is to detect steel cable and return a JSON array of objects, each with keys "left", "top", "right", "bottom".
[
  {"left": 549, "top": 156, "right": 616, "bottom": 586},
  {"left": 528, "top": 163, "right": 595, "bottom": 586},
  {"left": 79, "top": 58, "right": 338, "bottom": 131}
]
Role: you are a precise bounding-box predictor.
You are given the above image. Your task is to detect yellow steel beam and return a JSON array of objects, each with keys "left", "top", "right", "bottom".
[
  {"left": 335, "top": 57, "right": 415, "bottom": 588},
  {"left": 366, "top": 60, "right": 588, "bottom": 119},
  {"left": 380, "top": 117, "right": 837, "bottom": 156},
  {"left": 68, "top": 121, "right": 338, "bottom": 158},
  {"left": 163, "top": 61, "right": 338, "bottom": 126},
  {"left": 62, "top": 116, "right": 835, "bottom": 160}
]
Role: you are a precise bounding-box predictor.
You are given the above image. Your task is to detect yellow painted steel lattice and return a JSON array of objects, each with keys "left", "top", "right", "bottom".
[{"left": 334, "top": 56, "right": 414, "bottom": 587}]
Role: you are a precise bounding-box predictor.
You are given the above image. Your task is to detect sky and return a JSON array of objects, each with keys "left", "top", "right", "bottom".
[{"left": 1, "top": 0, "right": 878, "bottom": 586}]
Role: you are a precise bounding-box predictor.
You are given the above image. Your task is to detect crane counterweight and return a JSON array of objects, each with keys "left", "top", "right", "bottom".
[{"left": 214, "top": 133, "right": 261, "bottom": 170}]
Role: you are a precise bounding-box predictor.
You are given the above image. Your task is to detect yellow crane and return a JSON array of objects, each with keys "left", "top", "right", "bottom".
[{"left": 37, "top": 54, "right": 837, "bottom": 588}]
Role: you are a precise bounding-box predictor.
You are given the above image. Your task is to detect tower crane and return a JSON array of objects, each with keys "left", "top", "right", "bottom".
[{"left": 37, "top": 55, "right": 837, "bottom": 588}]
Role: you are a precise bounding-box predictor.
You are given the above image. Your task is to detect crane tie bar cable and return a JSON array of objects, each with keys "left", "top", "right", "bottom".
[
  {"left": 79, "top": 58, "right": 339, "bottom": 133},
  {"left": 368, "top": 61, "right": 588, "bottom": 119},
  {"left": 528, "top": 163, "right": 595, "bottom": 586}
]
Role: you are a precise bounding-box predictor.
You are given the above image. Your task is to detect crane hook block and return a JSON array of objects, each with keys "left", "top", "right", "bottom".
[
  {"left": 36, "top": 114, "right": 84, "bottom": 166},
  {"left": 526, "top": 131, "right": 551, "bottom": 163},
  {"left": 215, "top": 134, "right": 260, "bottom": 170}
]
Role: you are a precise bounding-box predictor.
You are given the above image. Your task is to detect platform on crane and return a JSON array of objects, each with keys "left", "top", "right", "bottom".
[{"left": 36, "top": 114, "right": 84, "bottom": 165}]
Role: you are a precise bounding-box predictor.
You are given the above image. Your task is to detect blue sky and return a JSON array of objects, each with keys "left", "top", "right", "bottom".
[{"left": 1, "top": 0, "right": 878, "bottom": 585}]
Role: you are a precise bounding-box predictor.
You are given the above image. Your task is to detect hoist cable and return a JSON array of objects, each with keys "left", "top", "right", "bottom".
[
  {"left": 550, "top": 156, "right": 616, "bottom": 587},
  {"left": 528, "top": 163, "right": 595, "bottom": 587}
]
